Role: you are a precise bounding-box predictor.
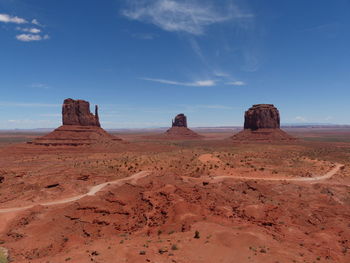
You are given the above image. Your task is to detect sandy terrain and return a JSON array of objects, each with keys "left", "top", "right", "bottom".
[{"left": 0, "top": 128, "right": 349, "bottom": 262}]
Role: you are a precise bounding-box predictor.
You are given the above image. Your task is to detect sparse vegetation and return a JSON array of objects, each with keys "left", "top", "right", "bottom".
[
  {"left": 171, "top": 244, "right": 178, "bottom": 250},
  {"left": 0, "top": 248, "right": 8, "bottom": 263},
  {"left": 1, "top": 129, "right": 350, "bottom": 262}
]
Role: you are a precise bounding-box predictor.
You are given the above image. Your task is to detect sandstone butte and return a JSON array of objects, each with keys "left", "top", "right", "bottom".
[
  {"left": 232, "top": 104, "right": 296, "bottom": 141},
  {"left": 29, "top": 98, "right": 121, "bottom": 146},
  {"left": 164, "top": 113, "right": 203, "bottom": 139},
  {"left": 62, "top": 98, "right": 101, "bottom": 127}
]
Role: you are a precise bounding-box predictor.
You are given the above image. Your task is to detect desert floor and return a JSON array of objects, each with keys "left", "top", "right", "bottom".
[{"left": 0, "top": 128, "right": 349, "bottom": 263}]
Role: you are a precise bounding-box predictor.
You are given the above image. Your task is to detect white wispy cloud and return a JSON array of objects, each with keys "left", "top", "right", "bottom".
[
  {"left": 31, "top": 19, "right": 42, "bottom": 26},
  {"left": 17, "top": 27, "right": 41, "bottom": 33},
  {"left": 142, "top": 75, "right": 247, "bottom": 87},
  {"left": 123, "top": 0, "right": 253, "bottom": 35},
  {"left": 16, "top": 34, "right": 49, "bottom": 42},
  {"left": 213, "top": 71, "right": 247, "bottom": 86},
  {"left": 295, "top": 116, "right": 307, "bottom": 122},
  {"left": 188, "top": 37, "right": 208, "bottom": 65},
  {"left": 0, "top": 13, "right": 27, "bottom": 24},
  {"left": 142, "top": 77, "right": 216, "bottom": 87},
  {"left": 0, "top": 13, "right": 49, "bottom": 42},
  {"left": 213, "top": 71, "right": 230, "bottom": 78},
  {"left": 30, "top": 83, "right": 50, "bottom": 89},
  {"left": 226, "top": 81, "right": 246, "bottom": 86}
]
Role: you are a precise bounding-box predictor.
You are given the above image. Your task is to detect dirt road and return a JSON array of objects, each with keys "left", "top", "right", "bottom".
[
  {"left": 0, "top": 171, "right": 150, "bottom": 214},
  {"left": 0, "top": 163, "right": 344, "bottom": 214},
  {"left": 184, "top": 163, "right": 344, "bottom": 183}
]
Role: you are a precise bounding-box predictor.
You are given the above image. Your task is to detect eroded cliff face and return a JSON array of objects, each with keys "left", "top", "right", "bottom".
[
  {"left": 244, "top": 104, "right": 280, "bottom": 130},
  {"left": 62, "top": 98, "right": 100, "bottom": 127},
  {"left": 172, "top": 114, "right": 187, "bottom": 128}
]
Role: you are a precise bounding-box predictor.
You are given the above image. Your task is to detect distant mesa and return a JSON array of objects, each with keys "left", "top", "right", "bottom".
[
  {"left": 172, "top": 113, "right": 187, "bottom": 128},
  {"left": 232, "top": 104, "right": 295, "bottom": 141},
  {"left": 144, "top": 113, "right": 203, "bottom": 140},
  {"left": 29, "top": 98, "right": 121, "bottom": 146},
  {"left": 165, "top": 113, "right": 203, "bottom": 140},
  {"left": 244, "top": 104, "right": 280, "bottom": 130}
]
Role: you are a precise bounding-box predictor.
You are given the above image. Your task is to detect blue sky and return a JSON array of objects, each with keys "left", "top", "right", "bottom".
[{"left": 0, "top": 0, "right": 349, "bottom": 129}]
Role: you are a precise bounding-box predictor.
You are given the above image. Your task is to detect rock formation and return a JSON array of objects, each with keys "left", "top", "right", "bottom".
[
  {"left": 232, "top": 104, "right": 295, "bottom": 142},
  {"left": 62, "top": 98, "right": 100, "bottom": 127},
  {"left": 244, "top": 104, "right": 280, "bottom": 130},
  {"left": 165, "top": 114, "right": 202, "bottom": 140},
  {"left": 145, "top": 113, "right": 202, "bottom": 140},
  {"left": 172, "top": 114, "right": 187, "bottom": 128},
  {"left": 29, "top": 98, "right": 121, "bottom": 146}
]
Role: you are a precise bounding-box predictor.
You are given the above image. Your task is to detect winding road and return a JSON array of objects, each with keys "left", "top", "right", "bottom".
[
  {"left": 0, "top": 171, "right": 150, "bottom": 214},
  {"left": 0, "top": 163, "right": 344, "bottom": 214},
  {"left": 204, "top": 163, "right": 344, "bottom": 183}
]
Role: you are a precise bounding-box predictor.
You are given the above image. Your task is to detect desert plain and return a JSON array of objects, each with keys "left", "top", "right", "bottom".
[{"left": 0, "top": 127, "right": 349, "bottom": 263}]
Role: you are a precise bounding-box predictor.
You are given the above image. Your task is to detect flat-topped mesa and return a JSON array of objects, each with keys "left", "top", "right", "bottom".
[
  {"left": 62, "top": 98, "right": 100, "bottom": 127},
  {"left": 172, "top": 113, "right": 187, "bottom": 128},
  {"left": 232, "top": 104, "right": 295, "bottom": 141},
  {"left": 244, "top": 104, "right": 280, "bottom": 130}
]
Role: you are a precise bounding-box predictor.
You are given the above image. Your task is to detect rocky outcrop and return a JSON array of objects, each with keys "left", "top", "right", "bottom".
[
  {"left": 172, "top": 114, "right": 187, "bottom": 128},
  {"left": 29, "top": 98, "right": 122, "bottom": 146},
  {"left": 62, "top": 98, "right": 100, "bottom": 127},
  {"left": 244, "top": 104, "right": 280, "bottom": 130},
  {"left": 232, "top": 104, "right": 295, "bottom": 142},
  {"left": 145, "top": 113, "right": 202, "bottom": 140},
  {"left": 164, "top": 114, "right": 202, "bottom": 140}
]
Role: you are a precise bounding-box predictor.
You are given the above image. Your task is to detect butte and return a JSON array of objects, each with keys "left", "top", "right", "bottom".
[
  {"left": 29, "top": 98, "right": 122, "bottom": 146},
  {"left": 164, "top": 113, "right": 203, "bottom": 139},
  {"left": 232, "top": 104, "right": 295, "bottom": 141}
]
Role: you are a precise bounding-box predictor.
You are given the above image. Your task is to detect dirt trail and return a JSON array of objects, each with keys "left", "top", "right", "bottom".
[
  {"left": 0, "top": 171, "right": 150, "bottom": 214},
  {"left": 186, "top": 163, "right": 344, "bottom": 183},
  {"left": 0, "top": 163, "right": 344, "bottom": 214}
]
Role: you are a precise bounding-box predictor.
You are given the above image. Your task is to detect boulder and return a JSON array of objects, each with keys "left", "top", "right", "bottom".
[{"left": 62, "top": 98, "right": 100, "bottom": 127}]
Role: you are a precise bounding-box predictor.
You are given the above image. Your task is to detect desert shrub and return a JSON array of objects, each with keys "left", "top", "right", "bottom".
[
  {"left": 0, "top": 249, "right": 8, "bottom": 263},
  {"left": 171, "top": 244, "right": 178, "bottom": 250},
  {"left": 194, "top": 230, "right": 200, "bottom": 239}
]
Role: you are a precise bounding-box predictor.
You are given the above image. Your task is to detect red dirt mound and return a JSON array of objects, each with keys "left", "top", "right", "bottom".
[
  {"left": 165, "top": 126, "right": 203, "bottom": 139},
  {"left": 28, "top": 125, "right": 122, "bottom": 146},
  {"left": 231, "top": 128, "right": 296, "bottom": 142},
  {"left": 144, "top": 127, "right": 203, "bottom": 140},
  {"left": 142, "top": 127, "right": 203, "bottom": 140}
]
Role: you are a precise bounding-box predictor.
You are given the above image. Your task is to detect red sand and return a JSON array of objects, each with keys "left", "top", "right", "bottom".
[
  {"left": 29, "top": 125, "right": 122, "bottom": 146},
  {"left": 0, "top": 131, "right": 349, "bottom": 262},
  {"left": 232, "top": 128, "right": 296, "bottom": 142}
]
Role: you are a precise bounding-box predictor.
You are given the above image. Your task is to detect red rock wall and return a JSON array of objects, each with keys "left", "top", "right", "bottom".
[
  {"left": 62, "top": 98, "right": 100, "bottom": 127},
  {"left": 244, "top": 104, "right": 280, "bottom": 130},
  {"left": 172, "top": 114, "right": 188, "bottom": 128}
]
